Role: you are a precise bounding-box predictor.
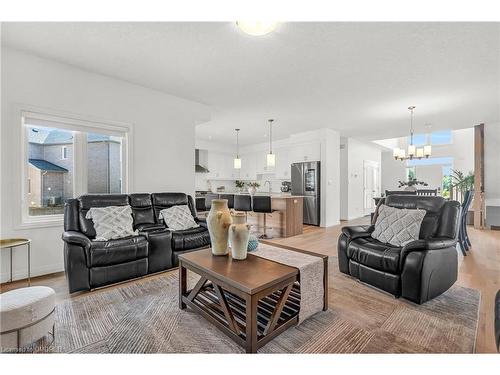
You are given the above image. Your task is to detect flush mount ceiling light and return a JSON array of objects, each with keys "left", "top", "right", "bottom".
[
  {"left": 393, "top": 106, "right": 432, "bottom": 161},
  {"left": 236, "top": 21, "right": 278, "bottom": 36}
]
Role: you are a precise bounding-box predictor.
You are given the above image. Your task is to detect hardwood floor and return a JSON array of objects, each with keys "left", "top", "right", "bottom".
[
  {"left": 1, "top": 217, "right": 499, "bottom": 353},
  {"left": 266, "top": 218, "right": 500, "bottom": 353}
]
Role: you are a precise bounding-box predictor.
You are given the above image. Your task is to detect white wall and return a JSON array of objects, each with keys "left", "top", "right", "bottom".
[
  {"left": 484, "top": 122, "right": 500, "bottom": 206},
  {"left": 0, "top": 47, "right": 210, "bottom": 282},
  {"left": 339, "top": 137, "right": 349, "bottom": 220},
  {"left": 340, "top": 138, "right": 381, "bottom": 220},
  {"left": 320, "top": 128, "right": 341, "bottom": 227}
]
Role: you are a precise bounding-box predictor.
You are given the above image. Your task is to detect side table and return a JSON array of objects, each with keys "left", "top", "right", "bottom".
[{"left": 0, "top": 239, "right": 32, "bottom": 286}]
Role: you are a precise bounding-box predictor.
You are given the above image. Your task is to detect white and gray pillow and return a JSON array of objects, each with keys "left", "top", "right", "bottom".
[
  {"left": 159, "top": 205, "right": 199, "bottom": 231},
  {"left": 371, "top": 204, "right": 426, "bottom": 247},
  {"left": 86, "top": 205, "right": 138, "bottom": 241}
]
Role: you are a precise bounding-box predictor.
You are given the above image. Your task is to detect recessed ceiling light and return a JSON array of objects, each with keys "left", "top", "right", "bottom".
[{"left": 236, "top": 21, "right": 278, "bottom": 36}]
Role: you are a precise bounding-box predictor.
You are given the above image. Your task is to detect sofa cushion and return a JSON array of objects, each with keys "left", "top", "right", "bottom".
[
  {"left": 171, "top": 226, "right": 210, "bottom": 251},
  {"left": 86, "top": 205, "right": 138, "bottom": 241},
  {"left": 347, "top": 237, "right": 401, "bottom": 273},
  {"left": 385, "top": 195, "right": 446, "bottom": 239},
  {"left": 90, "top": 235, "right": 148, "bottom": 267},
  {"left": 159, "top": 205, "right": 199, "bottom": 231},
  {"left": 78, "top": 194, "right": 129, "bottom": 239},
  {"left": 371, "top": 204, "right": 426, "bottom": 246}
]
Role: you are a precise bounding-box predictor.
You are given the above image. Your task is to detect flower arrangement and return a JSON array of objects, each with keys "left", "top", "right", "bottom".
[
  {"left": 235, "top": 180, "right": 245, "bottom": 189},
  {"left": 246, "top": 181, "right": 260, "bottom": 196}
]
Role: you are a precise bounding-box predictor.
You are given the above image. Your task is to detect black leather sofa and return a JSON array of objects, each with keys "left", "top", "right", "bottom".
[
  {"left": 495, "top": 289, "right": 500, "bottom": 351},
  {"left": 338, "top": 195, "right": 461, "bottom": 304},
  {"left": 62, "top": 192, "right": 210, "bottom": 293}
]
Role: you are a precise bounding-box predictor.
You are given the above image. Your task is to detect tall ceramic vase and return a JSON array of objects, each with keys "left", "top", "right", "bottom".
[
  {"left": 229, "top": 212, "right": 251, "bottom": 260},
  {"left": 207, "top": 199, "right": 232, "bottom": 256}
]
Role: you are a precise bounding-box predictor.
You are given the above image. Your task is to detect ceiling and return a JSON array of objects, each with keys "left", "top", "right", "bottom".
[{"left": 2, "top": 22, "right": 499, "bottom": 145}]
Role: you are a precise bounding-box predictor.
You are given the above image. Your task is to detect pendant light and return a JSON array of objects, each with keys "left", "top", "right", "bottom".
[
  {"left": 266, "top": 119, "right": 276, "bottom": 168},
  {"left": 393, "top": 106, "right": 432, "bottom": 161},
  {"left": 233, "top": 128, "right": 241, "bottom": 169}
]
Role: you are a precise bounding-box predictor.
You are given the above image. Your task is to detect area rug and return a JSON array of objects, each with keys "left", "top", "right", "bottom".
[{"left": 29, "top": 262, "right": 480, "bottom": 354}]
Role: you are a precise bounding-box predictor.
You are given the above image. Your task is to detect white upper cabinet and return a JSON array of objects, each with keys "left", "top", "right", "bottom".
[
  {"left": 289, "top": 142, "right": 321, "bottom": 163},
  {"left": 274, "top": 146, "right": 291, "bottom": 179},
  {"left": 239, "top": 153, "right": 257, "bottom": 180}
]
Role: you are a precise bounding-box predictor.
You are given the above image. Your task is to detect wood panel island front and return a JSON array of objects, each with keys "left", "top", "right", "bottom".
[{"left": 246, "top": 195, "right": 304, "bottom": 238}]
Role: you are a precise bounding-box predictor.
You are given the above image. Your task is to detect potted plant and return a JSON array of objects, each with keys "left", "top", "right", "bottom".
[
  {"left": 247, "top": 181, "right": 260, "bottom": 196},
  {"left": 235, "top": 180, "right": 245, "bottom": 193},
  {"left": 397, "top": 178, "right": 428, "bottom": 191},
  {"left": 451, "top": 169, "right": 474, "bottom": 203}
]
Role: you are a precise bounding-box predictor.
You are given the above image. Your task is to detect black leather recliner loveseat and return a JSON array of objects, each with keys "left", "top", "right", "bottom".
[
  {"left": 62, "top": 192, "right": 210, "bottom": 293},
  {"left": 338, "top": 195, "right": 461, "bottom": 304}
]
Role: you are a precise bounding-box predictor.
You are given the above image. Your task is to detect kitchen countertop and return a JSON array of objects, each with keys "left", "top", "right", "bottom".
[{"left": 197, "top": 192, "right": 304, "bottom": 199}]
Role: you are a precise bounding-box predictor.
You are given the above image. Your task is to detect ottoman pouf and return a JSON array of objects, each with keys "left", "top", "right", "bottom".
[{"left": 0, "top": 286, "right": 56, "bottom": 351}]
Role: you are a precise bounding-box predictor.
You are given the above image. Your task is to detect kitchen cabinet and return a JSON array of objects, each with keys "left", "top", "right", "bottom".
[
  {"left": 239, "top": 153, "right": 257, "bottom": 180},
  {"left": 207, "top": 152, "right": 234, "bottom": 179},
  {"left": 289, "top": 142, "right": 321, "bottom": 163},
  {"left": 274, "top": 146, "right": 291, "bottom": 179}
]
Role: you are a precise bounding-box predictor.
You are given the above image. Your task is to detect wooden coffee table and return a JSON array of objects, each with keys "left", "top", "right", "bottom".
[{"left": 178, "top": 245, "right": 328, "bottom": 353}]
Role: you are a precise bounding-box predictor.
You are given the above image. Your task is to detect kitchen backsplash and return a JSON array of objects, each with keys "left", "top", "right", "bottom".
[{"left": 195, "top": 175, "right": 290, "bottom": 193}]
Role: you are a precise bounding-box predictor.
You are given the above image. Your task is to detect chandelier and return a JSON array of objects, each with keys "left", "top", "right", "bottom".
[{"left": 393, "top": 106, "right": 432, "bottom": 161}]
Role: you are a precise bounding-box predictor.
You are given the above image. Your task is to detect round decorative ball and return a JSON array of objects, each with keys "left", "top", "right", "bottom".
[{"left": 247, "top": 235, "right": 259, "bottom": 251}]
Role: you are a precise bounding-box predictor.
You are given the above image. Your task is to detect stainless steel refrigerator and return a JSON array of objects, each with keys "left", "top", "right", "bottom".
[{"left": 291, "top": 161, "right": 320, "bottom": 225}]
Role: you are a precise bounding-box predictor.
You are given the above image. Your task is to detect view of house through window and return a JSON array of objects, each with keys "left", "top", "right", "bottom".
[
  {"left": 25, "top": 119, "right": 126, "bottom": 218},
  {"left": 27, "top": 126, "right": 74, "bottom": 216},
  {"left": 87, "top": 132, "right": 123, "bottom": 194}
]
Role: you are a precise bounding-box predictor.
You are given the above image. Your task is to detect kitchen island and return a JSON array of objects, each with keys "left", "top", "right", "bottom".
[{"left": 197, "top": 192, "right": 304, "bottom": 238}]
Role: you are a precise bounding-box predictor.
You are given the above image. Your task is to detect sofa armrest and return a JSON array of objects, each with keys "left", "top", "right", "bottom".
[
  {"left": 62, "top": 231, "right": 92, "bottom": 249},
  {"left": 341, "top": 225, "right": 374, "bottom": 240},
  {"left": 196, "top": 217, "right": 208, "bottom": 228},
  {"left": 402, "top": 237, "right": 457, "bottom": 252},
  {"left": 400, "top": 237, "right": 457, "bottom": 270}
]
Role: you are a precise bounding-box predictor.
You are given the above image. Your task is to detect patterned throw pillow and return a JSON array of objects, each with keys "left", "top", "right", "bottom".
[
  {"left": 86, "top": 205, "right": 138, "bottom": 241},
  {"left": 371, "top": 204, "right": 426, "bottom": 247},
  {"left": 159, "top": 205, "right": 199, "bottom": 231}
]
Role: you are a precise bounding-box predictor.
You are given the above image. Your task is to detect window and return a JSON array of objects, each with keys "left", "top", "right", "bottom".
[
  {"left": 406, "top": 166, "right": 416, "bottom": 180},
  {"left": 22, "top": 112, "right": 130, "bottom": 222},
  {"left": 61, "top": 146, "right": 68, "bottom": 160},
  {"left": 26, "top": 126, "right": 74, "bottom": 216},
  {"left": 408, "top": 130, "right": 452, "bottom": 147},
  {"left": 431, "top": 130, "right": 452, "bottom": 145}
]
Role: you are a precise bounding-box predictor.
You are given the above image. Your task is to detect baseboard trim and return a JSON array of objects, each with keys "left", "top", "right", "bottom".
[{"left": 0, "top": 263, "right": 64, "bottom": 284}]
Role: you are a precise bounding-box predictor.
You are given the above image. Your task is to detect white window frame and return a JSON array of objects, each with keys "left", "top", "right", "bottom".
[{"left": 19, "top": 109, "right": 133, "bottom": 228}]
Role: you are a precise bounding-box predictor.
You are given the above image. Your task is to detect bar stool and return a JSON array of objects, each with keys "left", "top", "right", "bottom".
[
  {"left": 204, "top": 193, "right": 219, "bottom": 211},
  {"left": 219, "top": 194, "right": 234, "bottom": 209},
  {"left": 234, "top": 195, "right": 252, "bottom": 220},
  {"left": 252, "top": 196, "right": 274, "bottom": 239}
]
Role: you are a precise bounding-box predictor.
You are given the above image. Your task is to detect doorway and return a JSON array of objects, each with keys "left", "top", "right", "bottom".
[{"left": 363, "top": 160, "right": 380, "bottom": 215}]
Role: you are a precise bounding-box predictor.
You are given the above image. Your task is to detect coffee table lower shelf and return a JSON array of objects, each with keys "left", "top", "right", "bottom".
[{"left": 183, "top": 281, "right": 300, "bottom": 341}]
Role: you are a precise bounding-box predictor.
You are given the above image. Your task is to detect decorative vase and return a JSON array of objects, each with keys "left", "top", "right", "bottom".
[
  {"left": 207, "top": 199, "right": 232, "bottom": 256},
  {"left": 405, "top": 185, "right": 417, "bottom": 192},
  {"left": 248, "top": 186, "right": 257, "bottom": 195},
  {"left": 229, "top": 212, "right": 251, "bottom": 260}
]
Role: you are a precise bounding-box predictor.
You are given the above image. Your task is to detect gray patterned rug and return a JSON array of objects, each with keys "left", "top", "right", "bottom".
[{"left": 29, "top": 261, "right": 480, "bottom": 353}]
